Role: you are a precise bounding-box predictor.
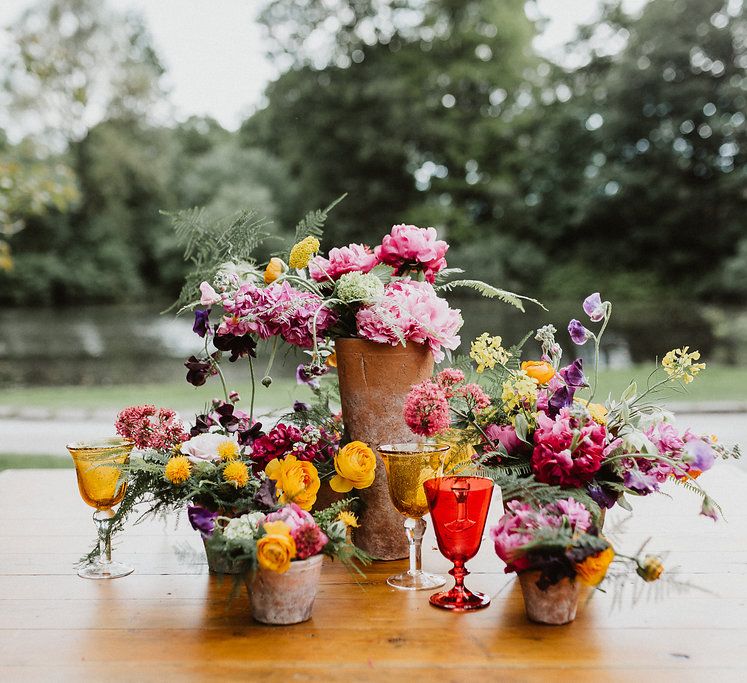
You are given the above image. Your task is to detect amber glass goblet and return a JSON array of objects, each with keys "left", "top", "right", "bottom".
[
  {"left": 378, "top": 443, "right": 450, "bottom": 590},
  {"left": 424, "top": 475, "right": 493, "bottom": 610},
  {"left": 66, "top": 438, "right": 134, "bottom": 579}
]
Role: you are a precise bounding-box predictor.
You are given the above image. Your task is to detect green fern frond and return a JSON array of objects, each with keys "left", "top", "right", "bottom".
[
  {"left": 436, "top": 279, "right": 546, "bottom": 312},
  {"left": 293, "top": 193, "right": 347, "bottom": 244}
]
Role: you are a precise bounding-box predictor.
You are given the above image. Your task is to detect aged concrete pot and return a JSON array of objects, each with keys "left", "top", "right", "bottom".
[
  {"left": 245, "top": 554, "right": 324, "bottom": 625},
  {"left": 518, "top": 571, "right": 580, "bottom": 625},
  {"left": 202, "top": 535, "right": 242, "bottom": 575},
  {"left": 335, "top": 338, "right": 434, "bottom": 560}
]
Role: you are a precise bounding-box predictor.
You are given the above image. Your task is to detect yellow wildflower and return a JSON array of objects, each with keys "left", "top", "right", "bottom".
[
  {"left": 337, "top": 510, "right": 359, "bottom": 528},
  {"left": 330, "top": 441, "right": 376, "bottom": 493},
  {"left": 576, "top": 546, "right": 615, "bottom": 586},
  {"left": 265, "top": 455, "right": 321, "bottom": 511},
  {"left": 223, "top": 461, "right": 250, "bottom": 488},
  {"left": 217, "top": 439, "right": 240, "bottom": 461},
  {"left": 662, "top": 346, "right": 706, "bottom": 384},
  {"left": 501, "top": 370, "right": 538, "bottom": 412},
  {"left": 264, "top": 257, "right": 285, "bottom": 284},
  {"left": 637, "top": 555, "right": 664, "bottom": 582},
  {"left": 470, "top": 333, "right": 511, "bottom": 372},
  {"left": 288, "top": 236, "right": 320, "bottom": 269},
  {"left": 164, "top": 456, "right": 191, "bottom": 485}
]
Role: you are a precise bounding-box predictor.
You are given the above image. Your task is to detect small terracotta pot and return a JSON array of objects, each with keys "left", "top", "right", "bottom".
[
  {"left": 335, "top": 338, "right": 434, "bottom": 560},
  {"left": 202, "top": 535, "right": 242, "bottom": 575},
  {"left": 245, "top": 554, "right": 324, "bottom": 625},
  {"left": 518, "top": 570, "right": 580, "bottom": 625}
]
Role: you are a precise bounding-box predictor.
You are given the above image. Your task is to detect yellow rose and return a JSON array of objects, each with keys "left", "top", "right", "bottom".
[
  {"left": 330, "top": 441, "right": 377, "bottom": 493},
  {"left": 521, "top": 360, "right": 556, "bottom": 385},
  {"left": 575, "top": 546, "right": 615, "bottom": 586},
  {"left": 257, "top": 532, "right": 297, "bottom": 573},
  {"left": 264, "top": 257, "right": 285, "bottom": 284},
  {"left": 265, "top": 455, "right": 320, "bottom": 511}
]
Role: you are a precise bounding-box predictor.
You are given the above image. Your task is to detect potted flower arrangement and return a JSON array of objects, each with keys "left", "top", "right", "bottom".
[
  {"left": 490, "top": 496, "right": 664, "bottom": 625},
  {"left": 203, "top": 501, "right": 365, "bottom": 625},
  {"left": 404, "top": 292, "right": 741, "bottom": 522},
  {"left": 167, "top": 202, "right": 538, "bottom": 559}
]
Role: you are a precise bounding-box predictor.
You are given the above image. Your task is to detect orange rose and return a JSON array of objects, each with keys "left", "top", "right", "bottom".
[
  {"left": 575, "top": 546, "right": 615, "bottom": 586},
  {"left": 521, "top": 360, "right": 556, "bottom": 385},
  {"left": 264, "top": 257, "right": 285, "bottom": 284}
]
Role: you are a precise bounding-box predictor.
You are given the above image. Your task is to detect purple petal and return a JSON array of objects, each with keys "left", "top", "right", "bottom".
[
  {"left": 582, "top": 293, "right": 606, "bottom": 322},
  {"left": 683, "top": 438, "right": 716, "bottom": 472},
  {"left": 187, "top": 504, "right": 218, "bottom": 538},
  {"left": 548, "top": 385, "right": 574, "bottom": 417},
  {"left": 587, "top": 481, "right": 618, "bottom": 509},
  {"left": 568, "top": 319, "right": 591, "bottom": 346},
  {"left": 192, "top": 308, "right": 211, "bottom": 338},
  {"left": 623, "top": 467, "right": 660, "bottom": 495},
  {"left": 560, "top": 359, "right": 588, "bottom": 388}
]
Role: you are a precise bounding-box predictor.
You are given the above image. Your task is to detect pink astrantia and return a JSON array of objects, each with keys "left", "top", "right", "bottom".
[
  {"left": 355, "top": 279, "right": 462, "bottom": 362},
  {"left": 374, "top": 224, "right": 448, "bottom": 283},
  {"left": 308, "top": 243, "right": 379, "bottom": 281},
  {"left": 530, "top": 408, "right": 610, "bottom": 487},
  {"left": 403, "top": 380, "right": 451, "bottom": 437}
]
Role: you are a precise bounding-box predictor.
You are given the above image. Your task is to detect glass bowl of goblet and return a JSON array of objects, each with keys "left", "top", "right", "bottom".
[
  {"left": 424, "top": 475, "right": 493, "bottom": 610},
  {"left": 66, "top": 437, "right": 134, "bottom": 579},
  {"left": 378, "top": 442, "right": 450, "bottom": 591}
]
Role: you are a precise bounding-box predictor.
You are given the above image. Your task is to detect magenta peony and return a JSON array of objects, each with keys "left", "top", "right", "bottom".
[
  {"left": 308, "top": 243, "right": 379, "bottom": 281},
  {"left": 530, "top": 409, "right": 608, "bottom": 487},
  {"left": 484, "top": 423, "right": 523, "bottom": 456},
  {"left": 355, "top": 279, "right": 462, "bottom": 362},
  {"left": 403, "top": 380, "right": 451, "bottom": 437},
  {"left": 374, "top": 224, "right": 448, "bottom": 283}
]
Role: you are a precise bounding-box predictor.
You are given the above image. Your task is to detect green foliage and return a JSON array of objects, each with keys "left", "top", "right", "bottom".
[
  {"left": 437, "top": 279, "right": 545, "bottom": 312},
  {"left": 293, "top": 194, "right": 347, "bottom": 244}
]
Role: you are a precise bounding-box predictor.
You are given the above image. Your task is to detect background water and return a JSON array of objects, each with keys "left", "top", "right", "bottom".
[{"left": 2, "top": 299, "right": 746, "bottom": 387}]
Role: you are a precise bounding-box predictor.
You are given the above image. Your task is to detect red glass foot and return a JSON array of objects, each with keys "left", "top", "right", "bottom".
[{"left": 429, "top": 583, "right": 490, "bottom": 611}]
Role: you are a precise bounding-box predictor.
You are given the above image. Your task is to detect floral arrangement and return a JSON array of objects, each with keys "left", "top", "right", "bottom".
[
  {"left": 201, "top": 501, "right": 365, "bottom": 574},
  {"left": 491, "top": 497, "right": 664, "bottom": 590},
  {"left": 404, "top": 292, "right": 741, "bottom": 521}
]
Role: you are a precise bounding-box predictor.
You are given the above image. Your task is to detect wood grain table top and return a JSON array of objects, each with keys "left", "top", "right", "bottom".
[{"left": 1, "top": 467, "right": 746, "bottom": 682}]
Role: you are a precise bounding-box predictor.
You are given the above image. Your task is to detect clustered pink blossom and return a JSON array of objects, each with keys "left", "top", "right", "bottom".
[
  {"left": 250, "top": 423, "right": 337, "bottom": 467},
  {"left": 530, "top": 408, "right": 613, "bottom": 487},
  {"left": 355, "top": 279, "right": 462, "bottom": 362},
  {"left": 458, "top": 383, "right": 491, "bottom": 410},
  {"left": 308, "top": 243, "right": 379, "bottom": 281},
  {"left": 403, "top": 380, "right": 451, "bottom": 437},
  {"left": 490, "top": 498, "right": 592, "bottom": 573},
  {"left": 115, "top": 405, "right": 188, "bottom": 451},
  {"left": 374, "top": 224, "right": 448, "bottom": 283},
  {"left": 265, "top": 503, "right": 328, "bottom": 559},
  {"left": 435, "top": 368, "right": 465, "bottom": 397},
  {"left": 217, "top": 281, "right": 336, "bottom": 349}
]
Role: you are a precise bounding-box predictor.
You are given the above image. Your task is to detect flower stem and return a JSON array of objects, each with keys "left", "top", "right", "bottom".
[
  {"left": 588, "top": 303, "right": 612, "bottom": 404},
  {"left": 248, "top": 356, "right": 256, "bottom": 423}
]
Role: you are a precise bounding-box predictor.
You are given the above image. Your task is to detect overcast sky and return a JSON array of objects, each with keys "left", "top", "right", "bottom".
[{"left": 0, "top": 0, "right": 649, "bottom": 131}]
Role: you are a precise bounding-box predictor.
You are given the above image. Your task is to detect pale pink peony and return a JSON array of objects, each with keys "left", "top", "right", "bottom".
[
  {"left": 308, "top": 243, "right": 379, "bottom": 281},
  {"left": 355, "top": 279, "right": 462, "bottom": 362},
  {"left": 374, "top": 224, "right": 448, "bottom": 283}
]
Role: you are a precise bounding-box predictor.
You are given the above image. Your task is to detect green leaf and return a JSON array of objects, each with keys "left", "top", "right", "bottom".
[{"left": 436, "top": 279, "right": 546, "bottom": 311}]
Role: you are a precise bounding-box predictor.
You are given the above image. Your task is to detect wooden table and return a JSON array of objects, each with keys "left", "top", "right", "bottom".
[{"left": 1, "top": 467, "right": 746, "bottom": 682}]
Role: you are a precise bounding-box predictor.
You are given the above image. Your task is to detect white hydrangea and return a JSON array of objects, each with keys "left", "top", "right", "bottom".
[
  {"left": 336, "top": 271, "right": 385, "bottom": 303},
  {"left": 222, "top": 512, "right": 265, "bottom": 541}
]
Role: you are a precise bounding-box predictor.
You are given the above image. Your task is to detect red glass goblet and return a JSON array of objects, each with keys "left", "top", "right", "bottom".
[{"left": 424, "top": 475, "right": 493, "bottom": 610}]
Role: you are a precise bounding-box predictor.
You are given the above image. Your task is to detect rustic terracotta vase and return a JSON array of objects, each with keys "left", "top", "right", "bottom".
[
  {"left": 202, "top": 535, "right": 242, "bottom": 575},
  {"left": 518, "top": 570, "right": 580, "bottom": 625},
  {"left": 245, "top": 554, "right": 324, "bottom": 625},
  {"left": 335, "top": 338, "right": 434, "bottom": 560}
]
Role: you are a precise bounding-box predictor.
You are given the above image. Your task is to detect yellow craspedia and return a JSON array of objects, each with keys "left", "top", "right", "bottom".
[
  {"left": 288, "top": 236, "right": 320, "bottom": 269},
  {"left": 217, "top": 439, "right": 240, "bottom": 461},
  {"left": 223, "top": 460, "right": 250, "bottom": 488},
  {"left": 337, "top": 510, "right": 359, "bottom": 528},
  {"left": 164, "top": 456, "right": 191, "bottom": 485}
]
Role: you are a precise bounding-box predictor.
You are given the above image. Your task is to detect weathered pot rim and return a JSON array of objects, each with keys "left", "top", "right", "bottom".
[
  {"left": 248, "top": 553, "right": 324, "bottom": 577},
  {"left": 335, "top": 337, "right": 428, "bottom": 352}
]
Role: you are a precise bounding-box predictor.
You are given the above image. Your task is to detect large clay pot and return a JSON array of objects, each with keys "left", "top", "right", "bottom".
[
  {"left": 245, "top": 554, "right": 324, "bottom": 625},
  {"left": 335, "top": 338, "right": 434, "bottom": 560},
  {"left": 518, "top": 570, "right": 580, "bottom": 625}
]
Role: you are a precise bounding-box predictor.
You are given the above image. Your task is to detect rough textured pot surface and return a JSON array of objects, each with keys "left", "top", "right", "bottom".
[
  {"left": 202, "top": 536, "right": 241, "bottom": 575},
  {"left": 335, "top": 338, "right": 434, "bottom": 560},
  {"left": 518, "top": 571, "right": 580, "bottom": 625},
  {"left": 245, "top": 554, "right": 323, "bottom": 625}
]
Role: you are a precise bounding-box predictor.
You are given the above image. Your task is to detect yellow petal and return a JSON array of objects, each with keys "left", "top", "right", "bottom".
[
  {"left": 265, "top": 458, "right": 280, "bottom": 479},
  {"left": 330, "top": 474, "right": 354, "bottom": 493}
]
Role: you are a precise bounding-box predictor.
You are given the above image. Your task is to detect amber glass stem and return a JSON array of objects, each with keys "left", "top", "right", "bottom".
[
  {"left": 94, "top": 510, "right": 114, "bottom": 565},
  {"left": 404, "top": 517, "right": 426, "bottom": 575}
]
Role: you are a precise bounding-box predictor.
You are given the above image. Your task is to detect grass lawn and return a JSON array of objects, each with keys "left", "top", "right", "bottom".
[{"left": 0, "top": 454, "right": 72, "bottom": 470}]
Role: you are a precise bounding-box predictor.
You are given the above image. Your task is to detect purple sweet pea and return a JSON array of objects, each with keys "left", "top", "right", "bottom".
[
  {"left": 193, "top": 308, "right": 211, "bottom": 338},
  {"left": 587, "top": 482, "right": 618, "bottom": 510},
  {"left": 682, "top": 438, "right": 716, "bottom": 473},
  {"left": 548, "top": 385, "right": 574, "bottom": 417},
  {"left": 296, "top": 363, "right": 329, "bottom": 389},
  {"left": 582, "top": 292, "right": 606, "bottom": 322},
  {"left": 700, "top": 496, "right": 718, "bottom": 522},
  {"left": 568, "top": 319, "right": 592, "bottom": 345},
  {"left": 560, "top": 359, "right": 588, "bottom": 388},
  {"left": 293, "top": 400, "right": 311, "bottom": 412},
  {"left": 623, "top": 467, "right": 660, "bottom": 495},
  {"left": 187, "top": 505, "right": 218, "bottom": 538}
]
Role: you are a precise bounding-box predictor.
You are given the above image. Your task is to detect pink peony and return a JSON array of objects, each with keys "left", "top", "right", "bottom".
[
  {"left": 484, "top": 424, "right": 523, "bottom": 456},
  {"left": 308, "top": 243, "right": 379, "bottom": 281},
  {"left": 375, "top": 224, "right": 448, "bottom": 283},
  {"left": 355, "top": 279, "right": 462, "bottom": 362},
  {"left": 266, "top": 503, "right": 315, "bottom": 531},
  {"left": 403, "top": 380, "right": 451, "bottom": 437},
  {"left": 530, "top": 409, "right": 609, "bottom": 487}
]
